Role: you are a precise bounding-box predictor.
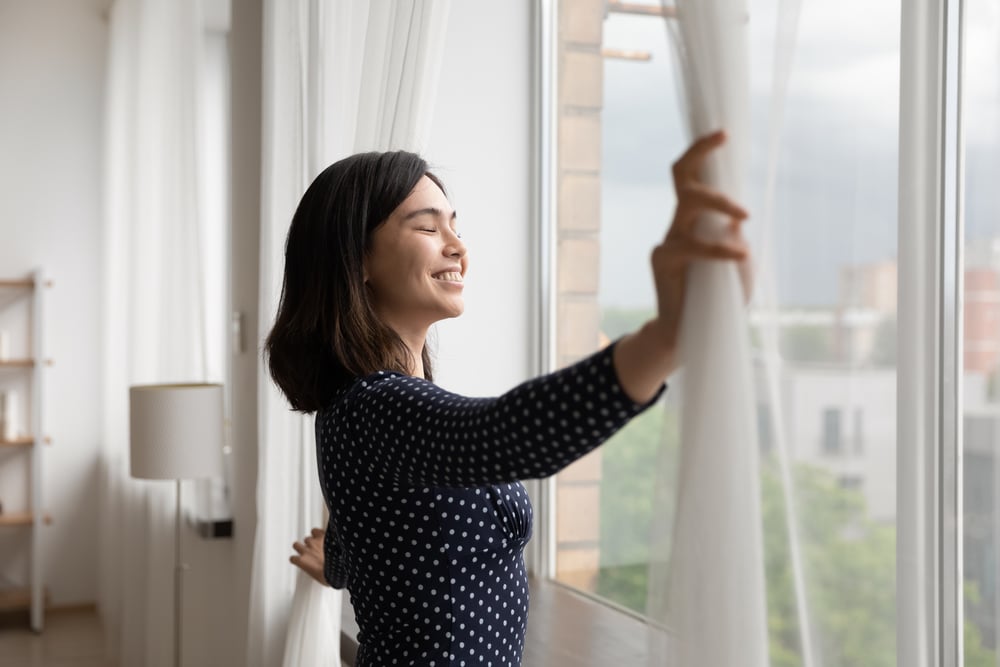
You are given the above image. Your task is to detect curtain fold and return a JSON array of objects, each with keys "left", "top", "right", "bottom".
[
  {"left": 753, "top": 2, "right": 815, "bottom": 665},
  {"left": 646, "top": 2, "right": 769, "bottom": 665},
  {"left": 249, "top": 3, "right": 339, "bottom": 664},
  {"left": 249, "top": 2, "right": 450, "bottom": 665},
  {"left": 98, "top": 0, "right": 213, "bottom": 664}
]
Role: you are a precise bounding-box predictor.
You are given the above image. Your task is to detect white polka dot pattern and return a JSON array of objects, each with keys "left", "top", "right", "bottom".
[{"left": 315, "top": 342, "right": 665, "bottom": 665}]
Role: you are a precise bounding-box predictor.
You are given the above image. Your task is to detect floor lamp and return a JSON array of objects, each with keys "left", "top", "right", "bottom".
[{"left": 129, "top": 383, "right": 225, "bottom": 667}]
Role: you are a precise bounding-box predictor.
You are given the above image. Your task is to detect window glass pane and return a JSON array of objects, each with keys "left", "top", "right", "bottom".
[
  {"left": 552, "top": 0, "right": 684, "bottom": 603},
  {"left": 552, "top": 1, "right": 899, "bottom": 663},
  {"left": 963, "top": 2, "right": 1000, "bottom": 664}
]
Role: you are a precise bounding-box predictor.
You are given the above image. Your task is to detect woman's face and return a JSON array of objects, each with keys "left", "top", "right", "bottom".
[{"left": 364, "top": 175, "right": 468, "bottom": 333}]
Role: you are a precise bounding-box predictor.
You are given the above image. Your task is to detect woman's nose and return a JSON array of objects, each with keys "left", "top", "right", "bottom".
[{"left": 445, "top": 231, "right": 466, "bottom": 258}]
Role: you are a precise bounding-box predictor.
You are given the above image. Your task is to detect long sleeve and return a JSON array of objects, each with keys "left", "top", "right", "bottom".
[{"left": 325, "top": 340, "right": 666, "bottom": 488}]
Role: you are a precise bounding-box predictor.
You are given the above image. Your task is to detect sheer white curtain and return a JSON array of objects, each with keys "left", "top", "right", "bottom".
[
  {"left": 646, "top": 1, "right": 769, "bottom": 665},
  {"left": 98, "top": 0, "right": 214, "bottom": 664},
  {"left": 648, "top": 2, "right": 907, "bottom": 666},
  {"left": 750, "top": 2, "right": 816, "bottom": 666},
  {"left": 249, "top": 2, "right": 450, "bottom": 666}
]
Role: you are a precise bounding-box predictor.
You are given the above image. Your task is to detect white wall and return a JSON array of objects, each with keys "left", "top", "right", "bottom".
[
  {"left": 426, "top": 0, "right": 536, "bottom": 395},
  {"left": 0, "top": 0, "right": 109, "bottom": 606}
]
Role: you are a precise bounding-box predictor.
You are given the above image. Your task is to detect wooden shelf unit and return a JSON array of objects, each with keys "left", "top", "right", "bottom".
[
  {"left": 0, "top": 270, "right": 49, "bottom": 632},
  {"left": 0, "top": 359, "right": 35, "bottom": 369},
  {"left": 0, "top": 586, "right": 50, "bottom": 613},
  {"left": 0, "top": 512, "right": 53, "bottom": 527},
  {"left": 0, "top": 436, "right": 35, "bottom": 448},
  {"left": 0, "top": 587, "right": 32, "bottom": 613}
]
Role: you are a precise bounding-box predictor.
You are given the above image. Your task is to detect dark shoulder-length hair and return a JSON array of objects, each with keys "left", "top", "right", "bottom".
[{"left": 264, "top": 151, "right": 445, "bottom": 413}]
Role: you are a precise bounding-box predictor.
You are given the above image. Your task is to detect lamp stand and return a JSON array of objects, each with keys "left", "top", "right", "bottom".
[{"left": 175, "top": 478, "right": 184, "bottom": 667}]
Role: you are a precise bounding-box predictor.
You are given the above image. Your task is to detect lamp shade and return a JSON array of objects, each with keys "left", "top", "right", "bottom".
[{"left": 129, "top": 383, "right": 225, "bottom": 480}]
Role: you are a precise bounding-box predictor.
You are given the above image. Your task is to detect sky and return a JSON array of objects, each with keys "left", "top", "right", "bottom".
[{"left": 597, "top": 0, "right": 1000, "bottom": 309}]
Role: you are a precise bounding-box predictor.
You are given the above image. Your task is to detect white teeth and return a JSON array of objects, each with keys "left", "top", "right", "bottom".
[{"left": 433, "top": 272, "right": 463, "bottom": 282}]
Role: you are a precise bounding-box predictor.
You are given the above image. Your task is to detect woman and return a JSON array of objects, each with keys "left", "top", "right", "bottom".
[{"left": 269, "top": 130, "right": 748, "bottom": 665}]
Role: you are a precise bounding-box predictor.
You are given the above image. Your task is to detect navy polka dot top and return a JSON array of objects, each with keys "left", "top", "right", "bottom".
[{"left": 315, "top": 341, "right": 665, "bottom": 666}]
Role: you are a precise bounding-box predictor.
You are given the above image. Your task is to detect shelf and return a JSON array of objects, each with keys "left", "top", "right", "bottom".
[
  {"left": 0, "top": 436, "right": 35, "bottom": 448},
  {"left": 0, "top": 587, "right": 31, "bottom": 612},
  {"left": 0, "top": 586, "right": 49, "bottom": 613},
  {"left": 0, "top": 359, "right": 35, "bottom": 369},
  {"left": 0, "top": 512, "right": 53, "bottom": 527}
]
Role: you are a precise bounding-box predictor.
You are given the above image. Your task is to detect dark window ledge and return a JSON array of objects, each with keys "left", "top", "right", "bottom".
[{"left": 340, "top": 576, "right": 651, "bottom": 666}]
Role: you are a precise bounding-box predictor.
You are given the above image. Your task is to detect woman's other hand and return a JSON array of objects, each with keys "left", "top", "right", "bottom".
[
  {"left": 613, "top": 130, "right": 751, "bottom": 404},
  {"left": 290, "top": 527, "right": 329, "bottom": 587}
]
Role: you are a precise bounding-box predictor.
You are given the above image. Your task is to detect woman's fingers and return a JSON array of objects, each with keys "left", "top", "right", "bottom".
[
  {"left": 682, "top": 237, "right": 747, "bottom": 262},
  {"left": 289, "top": 531, "right": 331, "bottom": 587},
  {"left": 293, "top": 530, "right": 324, "bottom": 556},
  {"left": 672, "top": 182, "right": 748, "bottom": 234},
  {"left": 672, "top": 130, "right": 726, "bottom": 190},
  {"left": 657, "top": 234, "right": 748, "bottom": 266}
]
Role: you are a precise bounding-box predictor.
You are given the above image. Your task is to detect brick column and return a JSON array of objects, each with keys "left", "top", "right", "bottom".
[{"left": 554, "top": 0, "right": 605, "bottom": 593}]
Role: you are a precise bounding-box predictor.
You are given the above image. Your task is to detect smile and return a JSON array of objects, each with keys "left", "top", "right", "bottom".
[{"left": 432, "top": 272, "right": 464, "bottom": 283}]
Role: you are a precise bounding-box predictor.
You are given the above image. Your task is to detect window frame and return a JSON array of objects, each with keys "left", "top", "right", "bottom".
[
  {"left": 530, "top": 1, "right": 972, "bottom": 666},
  {"left": 524, "top": 0, "right": 559, "bottom": 581},
  {"left": 898, "top": 0, "right": 966, "bottom": 665}
]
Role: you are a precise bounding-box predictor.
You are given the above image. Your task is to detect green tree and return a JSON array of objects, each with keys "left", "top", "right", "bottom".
[
  {"left": 593, "top": 404, "right": 674, "bottom": 611},
  {"left": 965, "top": 582, "right": 997, "bottom": 667},
  {"left": 761, "top": 463, "right": 895, "bottom": 667}
]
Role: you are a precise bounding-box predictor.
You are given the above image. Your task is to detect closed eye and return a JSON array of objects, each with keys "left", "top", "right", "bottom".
[{"left": 418, "top": 227, "right": 437, "bottom": 233}]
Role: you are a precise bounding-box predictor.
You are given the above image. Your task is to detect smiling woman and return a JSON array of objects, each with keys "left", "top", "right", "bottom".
[
  {"left": 364, "top": 176, "right": 468, "bottom": 374},
  {"left": 264, "top": 152, "right": 448, "bottom": 408},
  {"left": 264, "top": 139, "right": 748, "bottom": 665}
]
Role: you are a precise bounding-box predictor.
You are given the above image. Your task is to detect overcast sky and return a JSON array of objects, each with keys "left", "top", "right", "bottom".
[{"left": 598, "top": 0, "right": 1000, "bottom": 308}]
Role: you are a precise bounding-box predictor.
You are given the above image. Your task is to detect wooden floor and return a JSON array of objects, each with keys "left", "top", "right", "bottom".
[{"left": 0, "top": 607, "right": 116, "bottom": 667}]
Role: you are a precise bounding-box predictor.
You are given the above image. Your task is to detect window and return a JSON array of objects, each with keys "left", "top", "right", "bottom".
[
  {"left": 854, "top": 406, "right": 865, "bottom": 455},
  {"left": 548, "top": 1, "right": 901, "bottom": 663},
  {"left": 822, "top": 407, "right": 843, "bottom": 455}
]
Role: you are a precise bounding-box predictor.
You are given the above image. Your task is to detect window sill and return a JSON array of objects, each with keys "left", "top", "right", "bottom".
[{"left": 339, "top": 576, "right": 650, "bottom": 665}]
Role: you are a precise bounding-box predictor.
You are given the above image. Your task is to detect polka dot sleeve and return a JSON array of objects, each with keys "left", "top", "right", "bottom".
[{"left": 340, "top": 339, "right": 666, "bottom": 487}]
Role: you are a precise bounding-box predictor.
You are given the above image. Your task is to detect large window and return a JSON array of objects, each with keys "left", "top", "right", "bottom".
[{"left": 550, "top": 1, "right": 903, "bottom": 663}]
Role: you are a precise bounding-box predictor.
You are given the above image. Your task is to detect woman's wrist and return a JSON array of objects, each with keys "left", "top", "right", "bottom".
[{"left": 612, "top": 319, "right": 677, "bottom": 405}]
